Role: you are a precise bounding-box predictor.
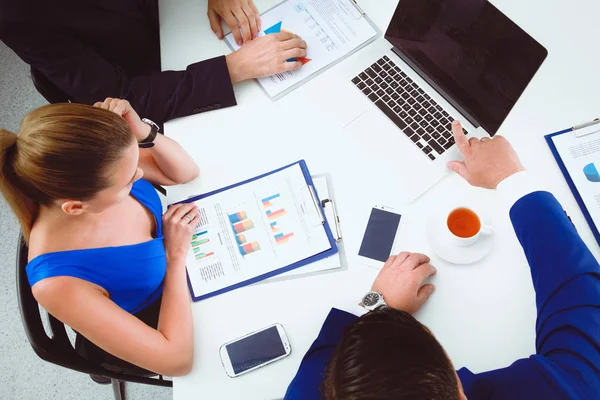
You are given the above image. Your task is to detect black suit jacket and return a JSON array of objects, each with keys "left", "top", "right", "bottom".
[{"left": 0, "top": 0, "right": 236, "bottom": 124}]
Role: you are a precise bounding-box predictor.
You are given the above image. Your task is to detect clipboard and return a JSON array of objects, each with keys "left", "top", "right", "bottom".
[
  {"left": 264, "top": 173, "right": 345, "bottom": 283},
  {"left": 224, "top": 0, "right": 380, "bottom": 100},
  {"left": 172, "top": 160, "right": 339, "bottom": 301},
  {"left": 545, "top": 119, "right": 600, "bottom": 246}
]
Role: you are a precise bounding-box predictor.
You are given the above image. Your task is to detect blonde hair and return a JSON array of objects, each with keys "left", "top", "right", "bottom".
[{"left": 0, "top": 103, "right": 134, "bottom": 241}]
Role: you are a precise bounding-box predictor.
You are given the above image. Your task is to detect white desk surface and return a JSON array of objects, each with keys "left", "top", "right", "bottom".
[{"left": 159, "top": 0, "right": 600, "bottom": 398}]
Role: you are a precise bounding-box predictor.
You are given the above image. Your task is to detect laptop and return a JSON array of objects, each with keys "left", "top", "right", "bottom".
[{"left": 344, "top": 0, "right": 547, "bottom": 202}]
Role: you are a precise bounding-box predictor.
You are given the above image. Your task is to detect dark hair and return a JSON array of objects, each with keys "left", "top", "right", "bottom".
[
  {"left": 0, "top": 103, "right": 134, "bottom": 240},
  {"left": 322, "top": 307, "right": 460, "bottom": 400}
]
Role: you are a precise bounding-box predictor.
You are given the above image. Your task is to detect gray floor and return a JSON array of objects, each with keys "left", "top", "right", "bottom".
[{"left": 0, "top": 42, "right": 171, "bottom": 399}]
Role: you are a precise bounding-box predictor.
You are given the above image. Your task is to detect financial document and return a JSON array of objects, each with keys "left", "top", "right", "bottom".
[
  {"left": 226, "top": 0, "right": 377, "bottom": 98},
  {"left": 182, "top": 164, "right": 333, "bottom": 300},
  {"left": 551, "top": 129, "right": 600, "bottom": 240}
]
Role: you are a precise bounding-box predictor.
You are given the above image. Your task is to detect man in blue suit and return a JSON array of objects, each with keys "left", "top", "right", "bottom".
[{"left": 285, "top": 121, "right": 600, "bottom": 399}]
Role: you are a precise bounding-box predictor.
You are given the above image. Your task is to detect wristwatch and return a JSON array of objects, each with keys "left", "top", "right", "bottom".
[
  {"left": 360, "top": 291, "right": 388, "bottom": 311},
  {"left": 138, "top": 118, "right": 159, "bottom": 148}
]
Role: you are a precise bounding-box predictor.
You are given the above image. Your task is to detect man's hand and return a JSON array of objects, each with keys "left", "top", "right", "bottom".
[
  {"left": 93, "top": 98, "right": 148, "bottom": 141},
  {"left": 225, "top": 32, "right": 307, "bottom": 83},
  {"left": 371, "top": 252, "right": 437, "bottom": 315},
  {"left": 446, "top": 121, "right": 525, "bottom": 189},
  {"left": 208, "top": 0, "right": 260, "bottom": 45}
]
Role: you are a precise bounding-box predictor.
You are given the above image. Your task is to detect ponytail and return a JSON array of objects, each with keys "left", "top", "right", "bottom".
[
  {"left": 0, "top": 129, "right": 38, "bottom": 241},
  {"left": 0, "top": 103, "right": 134, "bottom": 243}
]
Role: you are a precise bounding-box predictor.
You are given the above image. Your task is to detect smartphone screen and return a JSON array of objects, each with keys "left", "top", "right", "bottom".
[
  {"left": 359, "top": 208, "right": 401, "bottom": 262},
  {"left": 226, "top": 326, "right": 286, "bottom": 375}
]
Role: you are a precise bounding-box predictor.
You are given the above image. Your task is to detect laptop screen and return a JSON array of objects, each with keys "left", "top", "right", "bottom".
[{"left": 385, "top": 0, "right": 547, "bottom": 134}]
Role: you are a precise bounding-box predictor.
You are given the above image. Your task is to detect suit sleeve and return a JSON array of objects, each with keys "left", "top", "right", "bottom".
[
  {"left": 459, "top": 191, "right": 600, "bottom": 400},
  {"left": 284, "top": 308, "right": 359, "bottom": 400},
  {"left": 1, "top": 29, "right": 236, "bottom": 125}
]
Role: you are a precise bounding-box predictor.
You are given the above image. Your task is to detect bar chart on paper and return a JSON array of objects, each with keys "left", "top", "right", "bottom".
[
  {"left": 191, "top": 230, "right": 215, "bottom": 261},
  {"left": 228, "top": 210, "right": 262, "bottom": 257},
  {"left": 262, "top": 193, "right": 295, "bottom": 245}
]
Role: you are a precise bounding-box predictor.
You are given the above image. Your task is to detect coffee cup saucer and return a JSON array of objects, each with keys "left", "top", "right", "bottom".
[{"left": 426, "top": 218, "right": 494, "bottom": 265}]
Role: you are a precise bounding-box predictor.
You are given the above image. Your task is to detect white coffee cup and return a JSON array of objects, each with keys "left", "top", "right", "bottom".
[{"left": 446, "top": 207, "right": 493, "bottom": 247}]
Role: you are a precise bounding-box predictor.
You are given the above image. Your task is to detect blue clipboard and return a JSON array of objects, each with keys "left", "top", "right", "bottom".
[
  {"left": 172, "top": 160, "right": 339, "bottom": 301},
  {"left": 545, "top": 122, "right": 600, "bottom": 247}
]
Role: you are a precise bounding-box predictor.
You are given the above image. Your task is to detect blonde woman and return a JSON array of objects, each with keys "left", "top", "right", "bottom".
[{"left": 1, "top": 98, "right": 199, "bottom": 376}]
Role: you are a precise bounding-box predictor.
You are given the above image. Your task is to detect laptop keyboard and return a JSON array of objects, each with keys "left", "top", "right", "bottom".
[{"left": 351, "top": 56, "right": 468, "bottom": 161}]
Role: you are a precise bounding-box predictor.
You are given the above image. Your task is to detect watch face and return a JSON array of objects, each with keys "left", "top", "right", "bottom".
[{"left": 363, "top": 292, "right": 381, "bottom": 307}]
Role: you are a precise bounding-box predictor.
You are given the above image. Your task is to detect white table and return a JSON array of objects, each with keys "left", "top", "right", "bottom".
[{"left": 159, "top": 1, "right": 600, "bottom": 398}]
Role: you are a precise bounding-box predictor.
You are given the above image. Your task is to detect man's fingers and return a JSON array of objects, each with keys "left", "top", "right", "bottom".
[
  {"left": 249, "top": 1, "right": 260, "bottom": 32},
  {"left": 241, "top": 4, "right": 258, "bottom": 39},
  {"left": 208, "top": 8, "right": 223, "bottom": 39},
  {"left": 413, "top": 263, "right": 437, "bottom": 283},
  {"left": 468, "top": 137, "right": 480, "bottom": 146},
  {"left": 224, "top": 14, "right": 242, "bottom": 45},
  {"left": 281, "top": 37, "right": 307, "bottom": 50},
  {"left": 391, "top": 251, "right": 411, "bottom": 268},
  {"left": 446, "top": 160, "right": 472, "bottom": 182},
  {"left": 233, "top": 8, "right": 251, "bottom": 44},
  {"left": 281, "top": 48, "right": 307, "bottom": 61},
  {"left": 380, "top": 255, "right": 398, "bottom": 272},
  {"left": 273, "top": 31, "right": 297, "bottom": 42},
  {"left": 452, "top": 120, "right": 469, "bottom": 153},
  {"left": 416, "top": 284, "right": 436, "bottom": 307},
  {"left": 281, "top": 61, "right": 302, "bottom": 73},
  {"left": 403, "top": 253, "right": 431, "bottom": 270}
]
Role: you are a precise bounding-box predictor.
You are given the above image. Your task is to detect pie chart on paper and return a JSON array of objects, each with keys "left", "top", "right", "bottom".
[{"left": 583, "top": 162, "right": 600, "bottom": 182}]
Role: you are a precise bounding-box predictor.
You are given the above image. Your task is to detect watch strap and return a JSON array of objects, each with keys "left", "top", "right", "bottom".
[{"left": 139, "top": 118, "right": 159, "bottom": 148}]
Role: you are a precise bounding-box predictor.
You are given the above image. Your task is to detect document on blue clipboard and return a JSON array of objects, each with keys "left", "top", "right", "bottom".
[
  {"left": 546, "top": 119, "right": 600, "bottom": 246},
  {"left": 173, "top": 161, "right": 338, "bottom": 301},
  {"left": 225, "top": 0, "right": 378, "bottom": 99}
]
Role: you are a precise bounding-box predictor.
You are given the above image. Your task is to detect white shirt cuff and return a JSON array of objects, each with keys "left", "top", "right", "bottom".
[
  {"left": 496, "top": 171, "right": 548, "bottom": 208},
  {"left": 338, "top": 303, "right": 369, "bottom": 318}
]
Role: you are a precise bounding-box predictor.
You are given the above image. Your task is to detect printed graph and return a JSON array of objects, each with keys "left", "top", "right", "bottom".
[
  {"left": 262, "top": 193, "right": 295, "bottom": 245},
  {"left": 228, "top": 209, "right": 262, "bottom": 257},
  {"left": 583, "top": 162, "right": 600, "bottom": 182},
  {"left": 190, "top": 230, "right": 215, "bottom": 261}
]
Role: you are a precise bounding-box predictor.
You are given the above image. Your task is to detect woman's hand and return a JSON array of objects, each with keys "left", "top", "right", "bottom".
[
  {"left": 226, "top": 32, "right": 307, "bottom": 83},
  {"left": 208, "top": 0, "right": 260, "bottom": 45},
  {"left": 94, "top": 98, "right": 149, "bottom": 142},
  {"left": 162, "top": 203, "right": 199, "bottom": 262}
]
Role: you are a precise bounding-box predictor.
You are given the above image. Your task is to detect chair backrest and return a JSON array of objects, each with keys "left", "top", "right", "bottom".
[{"left": 16, "top": 233, "right": 171, "bottom": 387}]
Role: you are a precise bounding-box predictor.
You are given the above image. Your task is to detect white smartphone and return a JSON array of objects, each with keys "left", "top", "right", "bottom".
[
  {"left": 358, "top": 206, "right": 402, "bottom": 268},
  {"left": 219, "top": 323, "right": 291, "bottom": 378}
]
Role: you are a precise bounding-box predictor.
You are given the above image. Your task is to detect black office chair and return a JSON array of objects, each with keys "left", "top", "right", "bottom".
[{"left": 16, "top": 233, "right": 172, "bottom": 400}]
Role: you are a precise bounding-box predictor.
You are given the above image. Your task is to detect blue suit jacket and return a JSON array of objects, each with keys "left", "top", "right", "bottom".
[{"left": 285, "top": 192, "right": 600, "bottom": 399}]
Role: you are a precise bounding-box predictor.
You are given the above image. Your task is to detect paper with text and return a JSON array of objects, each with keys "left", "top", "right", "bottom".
[
  {"left": 183, "top": 164, "right": 332, "bottom": 299},
  {"left": 266, "top": 175, "right": 342, "bottom": 281},
  {"left": 226, "top": 0, "right": 377, "bottom": 98}
]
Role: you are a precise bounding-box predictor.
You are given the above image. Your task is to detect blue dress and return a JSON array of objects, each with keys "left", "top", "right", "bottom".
[{"left": 26, "top": 179, "right": 167, "bottom": 314}]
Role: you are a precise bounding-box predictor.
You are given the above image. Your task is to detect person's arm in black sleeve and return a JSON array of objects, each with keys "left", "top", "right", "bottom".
[{"left": 2, "top": 29, "right": 236, "bottom": 125}]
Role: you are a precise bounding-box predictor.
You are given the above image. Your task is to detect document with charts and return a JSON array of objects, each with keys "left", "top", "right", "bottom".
[
  {"left": 225, "top": 0, "right": 378, "bottom": 99},
  {"left": 174, "top": 162, "right": 337, "bottom": 300},
  {"left": 548, "top": 126, "right": 600, "bottom": 245}
]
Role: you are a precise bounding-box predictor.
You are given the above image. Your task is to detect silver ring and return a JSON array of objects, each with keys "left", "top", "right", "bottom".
[{"left": 184, "top": 215, "right": 192, "bottom": 223}]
